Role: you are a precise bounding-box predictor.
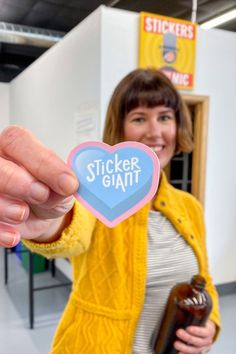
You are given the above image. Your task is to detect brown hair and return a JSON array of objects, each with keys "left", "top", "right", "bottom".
[{"left": 103, "top": 68, "right": 193, "bottom": 153}]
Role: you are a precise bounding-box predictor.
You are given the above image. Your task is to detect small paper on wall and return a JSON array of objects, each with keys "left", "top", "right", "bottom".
[{"left": 73, "top": 104, "right": 99, "bottom": 144}]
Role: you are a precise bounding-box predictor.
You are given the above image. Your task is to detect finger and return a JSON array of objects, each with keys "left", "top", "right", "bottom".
[
  {"left": 178, "top": 347, "right": 211, "bottom": 354},
  {"left": 186, "top": 324, "right": 214, "bottom": 338},
  {"left": 178, "top": 352, "right": 211, "bottom": 354},
  {"left": 0, "top": 195, "right": 29, "bottom": 224},
  {"left": 0, "top": 126, "right": 78, "bottom": 196},
  {"left": 0, "top": 157, "right": 50, "bottom": 204},
  {"left": 33, "top": 192, "right": 74, "bottom": 210},
  {"left": 176, "top": 328, "right": 212, "bottom": 348},
  {"left": 30, "top": 195, "right": 75, "bottom": 219},
  {"left": 174, "top": 339, "right": 204, "bottom": 353},
  {"left": 0, "top": 223, "right": 21, "bottom": 248}
]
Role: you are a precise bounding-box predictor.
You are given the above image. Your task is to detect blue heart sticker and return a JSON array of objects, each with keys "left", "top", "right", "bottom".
[{"left": 68, "top": 141, "right": 160, "bottom": 227}]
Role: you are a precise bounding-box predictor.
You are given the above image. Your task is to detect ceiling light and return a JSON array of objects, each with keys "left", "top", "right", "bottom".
[{"left": 201, "top": 8, "right": 236, "bottom": 29}]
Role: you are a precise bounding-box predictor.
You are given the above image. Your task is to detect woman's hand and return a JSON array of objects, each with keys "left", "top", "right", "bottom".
[
  {"left": 174, "top": 320, "right": 216, "bottom": 354},
  {"left": 0, "top": 126, "right": 79, "bottom": 247}
]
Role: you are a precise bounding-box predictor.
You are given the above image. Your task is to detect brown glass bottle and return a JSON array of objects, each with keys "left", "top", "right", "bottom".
[{"left": 155, "top": 275, "right": 212, "bottom": 354}]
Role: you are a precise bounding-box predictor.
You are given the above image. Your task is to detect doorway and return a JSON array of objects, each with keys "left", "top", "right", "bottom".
[{"left": 165, "top": 95, "right": 209, "bottom": 206}]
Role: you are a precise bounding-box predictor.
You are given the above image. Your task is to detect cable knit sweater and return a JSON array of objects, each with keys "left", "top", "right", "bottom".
[{"left": 23, "top": 173, "right": 220, "bottom": 354}]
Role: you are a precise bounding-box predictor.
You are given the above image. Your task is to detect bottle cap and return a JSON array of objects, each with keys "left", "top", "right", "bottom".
[{"left": 191, "top": 274, "right": 206, "bottom": 290}]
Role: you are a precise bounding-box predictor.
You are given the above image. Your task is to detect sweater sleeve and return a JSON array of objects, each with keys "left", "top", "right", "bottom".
[
  {"left": 193, "top": 201, "right": 221, "bottom": 341},
  {"left": 22, "top": 201, "right": 96, "bottom": 259}
]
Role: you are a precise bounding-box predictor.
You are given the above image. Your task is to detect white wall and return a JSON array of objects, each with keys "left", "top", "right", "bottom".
[
  {"left": 100, "top": 8, "right": 140, "bottom": 132},
  {"left": 0, "top": 83, "right": 10, "bottom": 129},
  {"left": 10, "top": 7, "right": 102, "bottom": 160},
  {"left": 9, "top": 5, "right": 236, "bottom": 285},
  {"left": 193, "top": 28, "right": 236, "bottom": 284}
]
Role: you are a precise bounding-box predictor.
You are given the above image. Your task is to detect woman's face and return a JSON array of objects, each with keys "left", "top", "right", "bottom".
[{"left": 123, "top": 105, "right": 177, "bottom": 169}]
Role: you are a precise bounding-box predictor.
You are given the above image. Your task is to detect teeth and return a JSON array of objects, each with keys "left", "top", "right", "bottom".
[{"left": 151, "top": 146, "right": 163, "bottom": 152}]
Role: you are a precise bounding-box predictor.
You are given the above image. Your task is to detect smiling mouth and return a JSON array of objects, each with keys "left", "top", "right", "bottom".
[{"left": 149, "top": 145, "right": 164, "bottom": 153}]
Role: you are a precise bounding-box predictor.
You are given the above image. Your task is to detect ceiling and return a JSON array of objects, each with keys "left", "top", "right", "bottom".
[{"left": 1, "top": 0, "right": 236, "bottom": 81}]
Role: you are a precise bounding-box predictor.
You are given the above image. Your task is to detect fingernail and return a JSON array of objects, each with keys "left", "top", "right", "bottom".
[
  {"left": 186, "top": 326, "right": 194, "bottom": 333},
  {"left": 11, "top": 234, "right": 18, "bottom": 247},
  {"left": 177, "top": 329, "right": 184, "bottom": 336},
  {"left": 6, "top": 205, "right": 26, "bottom": 222},
  {"left": 1, "top": 232, "right": 19, "bottom": 247},
  {"left": 30, "top": 182, "right": 49, "bottom": 202},
  {"left": 57, "top": 173, "right": 79, "bottom": 195}
]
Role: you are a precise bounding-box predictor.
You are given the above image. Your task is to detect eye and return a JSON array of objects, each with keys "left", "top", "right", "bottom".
[
  {"left": 131, "top": 116, "right": 146, "bottom": 123},
  {"left": 159, "top": 114, "right": 174, "bottom": 122}
]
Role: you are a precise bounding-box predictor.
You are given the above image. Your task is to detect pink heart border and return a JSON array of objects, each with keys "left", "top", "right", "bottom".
[{"left": 68, "top": 141, "right": 160, "bottom": 227}]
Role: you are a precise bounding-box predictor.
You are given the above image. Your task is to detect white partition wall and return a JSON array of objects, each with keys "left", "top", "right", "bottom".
[
  {"left": 10, "top": 7, "right": 102, "bottom": 160},
  {"left": 193, "top": 28, "right": 236, "bottom": 286},
  {"left": 0, "top": 83, "right": 10, "bottom": 130},
  {"left": 10, "top": 5, "right": 236, "bottom": 285}
]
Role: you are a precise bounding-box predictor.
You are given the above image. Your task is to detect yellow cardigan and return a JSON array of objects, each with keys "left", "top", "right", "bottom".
[{"left": 24, "top": 173, "right": 220, "bottom": 354}]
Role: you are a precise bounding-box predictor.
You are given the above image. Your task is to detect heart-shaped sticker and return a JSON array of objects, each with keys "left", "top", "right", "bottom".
[{"left": 68, "top": 141, "right": 160, "bottom": 227}]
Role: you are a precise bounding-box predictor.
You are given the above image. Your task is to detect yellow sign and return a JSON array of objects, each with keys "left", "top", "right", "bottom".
[{"left": 139, "top": 12, "right": 197, "bottom": 90}]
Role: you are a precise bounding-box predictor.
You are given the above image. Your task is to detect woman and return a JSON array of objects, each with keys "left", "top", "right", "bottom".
[{"left": 0, "top": 69, "right": 220, "bottom": 353}]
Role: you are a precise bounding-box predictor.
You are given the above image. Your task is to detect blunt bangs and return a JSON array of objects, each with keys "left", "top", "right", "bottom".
[{"left": 120, "top": 73, "right": 180, "bottom": 118}]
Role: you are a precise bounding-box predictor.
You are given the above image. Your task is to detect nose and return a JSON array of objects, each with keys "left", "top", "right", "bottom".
[{"left": 146, "top": 120, "right": 162, "bottom": 139}]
